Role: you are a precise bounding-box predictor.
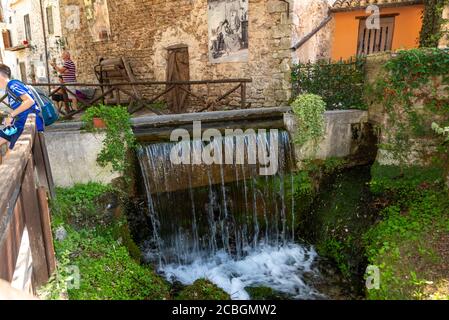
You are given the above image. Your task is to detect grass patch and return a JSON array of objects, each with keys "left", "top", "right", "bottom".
[
  {"left": 364, "top": 164, "right": 449, "bottom": 300},
  {"left": 39, "top": 183, "right": 170, "bottom": 300}
]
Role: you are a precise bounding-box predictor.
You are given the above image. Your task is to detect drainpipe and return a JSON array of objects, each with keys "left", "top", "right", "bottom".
[
  {"left": 39, "top": 0, "right": 51, "bottom": 90},
  {"left": 291, "top": 11, "right": 333, "bottom": 51}
]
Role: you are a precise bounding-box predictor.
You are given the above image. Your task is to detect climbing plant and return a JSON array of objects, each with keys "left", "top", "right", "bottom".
[
  {"left": 291, "top": 94, "right": 326, "bottom": 150},
  {"left": 419, "top": 0, "right": 449, "bottom": 48},
  {"left": 82, "top": 105, "right": 136, "bottom": 175},
  {"left": 371, "top": 48, "right": 449, "bottom": 169}
]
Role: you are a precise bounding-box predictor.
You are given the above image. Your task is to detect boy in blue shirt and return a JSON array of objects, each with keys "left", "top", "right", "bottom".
[{"left": 0, "top": 64, "right": 44, "bottom": 150}]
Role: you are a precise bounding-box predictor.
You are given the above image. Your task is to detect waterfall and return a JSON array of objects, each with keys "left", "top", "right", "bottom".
[{"left": 136, "top": 130, "right": 323, "bottom": 300}]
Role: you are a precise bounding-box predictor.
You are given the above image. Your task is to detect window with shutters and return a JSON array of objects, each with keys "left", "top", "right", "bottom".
[
  {"left": 2, "top": 30, "right": 12, "bottom": 49},
  {"left": 24, "top": 14, "right": 32, "bottom": 41},
  {"left": 46, "top": 6, "right": 54, "bottom": 35},
  {"left": 357, "top": 16, "right": 396, "bottom": 56}
]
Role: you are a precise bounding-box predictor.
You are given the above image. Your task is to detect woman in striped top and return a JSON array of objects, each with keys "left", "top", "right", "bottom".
[{"left": 51, "top": 51, "right": 78, "bottom": 111}]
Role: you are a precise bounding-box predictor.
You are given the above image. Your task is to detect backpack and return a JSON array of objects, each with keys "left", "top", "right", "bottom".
[{"left": 7, "top": 83, "right": 59, "bottom": 126}]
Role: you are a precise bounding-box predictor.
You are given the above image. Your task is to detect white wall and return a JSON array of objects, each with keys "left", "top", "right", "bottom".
[{"left": 45, "top": 130, "right": 120, "bottom": 187}]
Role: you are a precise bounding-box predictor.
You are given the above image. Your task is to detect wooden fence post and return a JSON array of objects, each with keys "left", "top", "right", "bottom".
[
  {"left": 241, "top": 82, "right": 247, "bottom": 109},
  {"left": 37, "top": 187, "right": 56, "bottom": 277},
  {"left": 21, "top": 159, "right": 49, "bottom": 288},
  {"left": 33, "top": 133, "right": 55, "bottom": 199}
]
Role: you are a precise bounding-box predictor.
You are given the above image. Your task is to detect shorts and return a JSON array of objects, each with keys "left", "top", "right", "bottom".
[
  {"left": 0, "top": 126, "right": 24, "bottom": 150},
  {"left": 0, "top": 113, "right": 44, "bottom": 150},
  {"left": 52, "top": 93, "right": 66, "bottom": 102}
]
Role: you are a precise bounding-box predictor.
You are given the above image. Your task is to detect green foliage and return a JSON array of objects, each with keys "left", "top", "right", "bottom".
[
  {"left": 291, "top": 94, "right": 326, "bottom": 149},
  {"left": 51, "top": 183, "right": 115, "bottom": 228},
  {"left": 370, "top": 163, "right": 445, "bottom": 195},
  {"left": 41, "top": 183, "right": 170, "bottom": 300},
  {"left": 82, "top": 105, "right": 136, "bottom": 174},
  {"left": 364, "top": 188, "right": 449, "bottom": 300},
  {"left": 291, "top": 57, "right": 366, "bottom": 110},
  {"left": 371, "top": 48, "right": 449, "bottom": 168},
  {"left": 317, "top": 238, "right": 351, "bottom": 278},
  {"left": 419, "top": 0, "right": 449, "bottom": 48},
  {"left": 66, "top": 230, "right": 168, "bottom": 300},
  {"left": 175, "top": 280, "right": 230, "bottom": 300},
  {"left": 310, "top": 166, "right": 375, "bottom": 280}
]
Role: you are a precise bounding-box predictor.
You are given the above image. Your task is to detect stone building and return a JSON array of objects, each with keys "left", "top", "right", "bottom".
[
  {"left": 58, "top": 0, "right": 306, "bottom": 108},
  {"left": 0, "top": 0, "right": 64, "bottom": 83}
]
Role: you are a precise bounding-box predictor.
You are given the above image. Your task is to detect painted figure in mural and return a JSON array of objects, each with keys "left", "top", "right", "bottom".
[
  {"left": 223, "top": 8, "right": 241, "bottom": 54},
  {"left": 208, "top": 0, "right": 248, "bottom": 62},
  {"left": 211, "top": 22, "right": 227, "bottom": 59}
]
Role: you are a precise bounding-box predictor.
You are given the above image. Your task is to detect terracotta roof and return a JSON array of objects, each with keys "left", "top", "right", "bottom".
[{"left": 331, "top": 0, "right": 424, "bottom": 12}]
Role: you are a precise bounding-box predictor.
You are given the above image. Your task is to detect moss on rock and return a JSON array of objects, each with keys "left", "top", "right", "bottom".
[{"left": 175, "top": 280, "right": 230, "bottom": 300}]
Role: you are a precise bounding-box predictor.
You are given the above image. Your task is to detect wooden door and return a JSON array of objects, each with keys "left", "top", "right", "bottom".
[
  {"left": 357, "top": 16, "right": 395, "bottom": 56},
  {"left": 166, "top": 46, "right": 190, "bottom": 113}
]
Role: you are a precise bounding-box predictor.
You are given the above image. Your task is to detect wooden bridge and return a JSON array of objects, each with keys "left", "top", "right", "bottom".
[{"left": 0, "top": 115, "right": 56, "bottom": 296}]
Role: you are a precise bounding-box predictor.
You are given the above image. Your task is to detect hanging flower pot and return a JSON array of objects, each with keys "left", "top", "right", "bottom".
[{"left": 93, "top": 117, "right": 106, "bottom": 129}]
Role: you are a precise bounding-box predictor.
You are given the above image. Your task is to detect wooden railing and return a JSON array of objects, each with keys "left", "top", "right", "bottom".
[
  {"left": 0, "top": 115, "right": 56, "bottom": 292},
  {"left": 21, "top": 79, "right": 252, "bottom": 119}
]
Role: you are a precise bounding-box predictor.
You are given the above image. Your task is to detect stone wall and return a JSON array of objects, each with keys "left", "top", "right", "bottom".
[
  {"left": 284, "top": 110, "right": 376, "bottom": 166},
  {"left": 439, "top": 5, "right": 449, "bottom": 48},
  {"left": 58, "top": 0, "right": 296, "bottom": 107},
  {"left": 291, "top": 0, "right": 335, "bottom": 64},
  {"left": 365, "top": 52, "right": 449, "bottom": 171}
]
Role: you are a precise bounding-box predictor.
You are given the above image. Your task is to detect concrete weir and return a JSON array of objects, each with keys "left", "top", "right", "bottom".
[{"left": 45, "top": 107, "right": 374, "bottom": 188}]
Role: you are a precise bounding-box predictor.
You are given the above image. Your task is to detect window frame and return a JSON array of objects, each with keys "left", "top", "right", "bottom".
[
  {"left": 356, "top": 14, "right": 398, "bottom": 56},
  {"left": 24, "top": 14, "right": 32, "bottom": 41},
  {"left": 46, "top": 6, "right": 55, "bottom": 35}
]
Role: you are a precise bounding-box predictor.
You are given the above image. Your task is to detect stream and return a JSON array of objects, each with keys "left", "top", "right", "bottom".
[{"left": 133, "top": 130, "right": 364, "bottom": 300}]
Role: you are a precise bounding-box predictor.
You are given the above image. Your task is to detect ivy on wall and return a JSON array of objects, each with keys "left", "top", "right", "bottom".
[
  {"left": 82, "top": 105, "right": 136, "bottom": 175},
  {"left": 291, "top": 94, "right": 326, "bottom": 150},
  {"left": 419, "top": 0, "right": 449, "bottom": 48},
  {"left": 371, "top": 48, "right": 449, "bottom": 169}
]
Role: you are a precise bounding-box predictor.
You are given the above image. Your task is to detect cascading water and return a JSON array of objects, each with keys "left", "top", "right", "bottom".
[{"left": 137, "top": 130, "right": 325, "bottom": 300}]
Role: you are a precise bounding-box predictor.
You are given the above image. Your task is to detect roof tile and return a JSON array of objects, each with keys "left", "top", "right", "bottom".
[{"left": 332, "top": 0, "right": 423, "bottom": 11}]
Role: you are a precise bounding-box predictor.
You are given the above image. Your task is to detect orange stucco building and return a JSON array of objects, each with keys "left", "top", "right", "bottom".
[{"left": 330, "top": 0, "right": 424, "bottom": 60}]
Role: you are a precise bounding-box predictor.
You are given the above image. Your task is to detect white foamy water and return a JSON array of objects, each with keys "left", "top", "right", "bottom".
[{"left": 160, "top": 244, "right": 324, "bottom": 300}]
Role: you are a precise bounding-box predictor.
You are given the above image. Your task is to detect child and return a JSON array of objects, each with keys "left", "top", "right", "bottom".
[{"left": 0, "top": 64, "right": 44, "bottom": 150}]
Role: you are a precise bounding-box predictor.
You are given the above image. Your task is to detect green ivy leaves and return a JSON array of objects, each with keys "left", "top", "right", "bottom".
[
  {"left": 419, "top": 0, "right": 449, "bottom": 48},
  {"left": 82, "top": 105, "right": 136, "bottom": 175},
  {"left": 291, "top": 94, "right": 326, "bottom": 150}
]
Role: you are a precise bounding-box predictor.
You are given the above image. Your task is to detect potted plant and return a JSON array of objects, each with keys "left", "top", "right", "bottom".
[
  {"left": 82, "top": 105, "right": 136, "bottom": 174},
  {"left": 92, "top": 117, "right": 106, "bottom": 129}
]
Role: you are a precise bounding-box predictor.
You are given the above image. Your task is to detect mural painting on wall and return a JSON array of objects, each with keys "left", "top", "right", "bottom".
[
  {"left": 208, "top": 0, "right": 249, "bottom": 63},
  {"left": 84, "top": 0, "right": 111, "bottom": 42}
]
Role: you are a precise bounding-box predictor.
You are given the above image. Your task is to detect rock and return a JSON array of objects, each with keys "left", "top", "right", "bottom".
[{"left": 55, "top": 226, "right": 68, "bottom": 242}]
